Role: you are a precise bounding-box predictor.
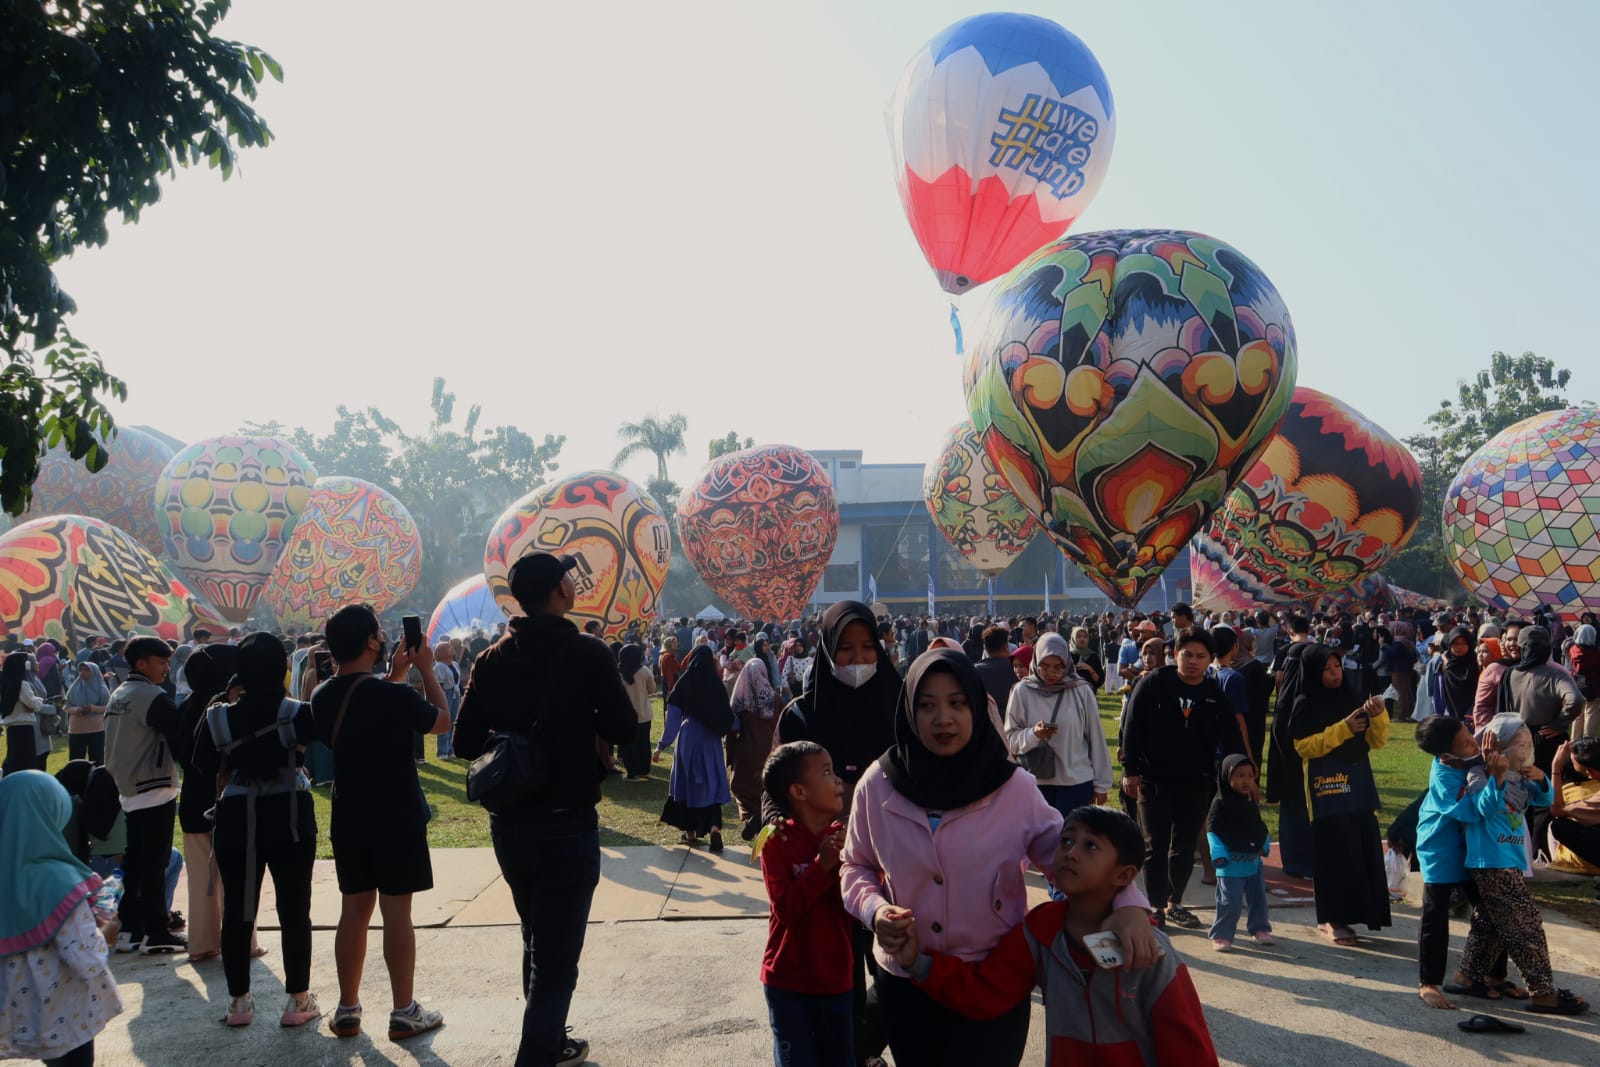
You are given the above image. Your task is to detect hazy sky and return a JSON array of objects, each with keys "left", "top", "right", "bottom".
[{"left": 53, "top": 1, "right": 1598, "bottom": 490}]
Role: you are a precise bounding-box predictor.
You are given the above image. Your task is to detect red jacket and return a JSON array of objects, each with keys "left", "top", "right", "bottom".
[
  {"left": 914, "top": 900, "right": 1217, "bottom": 1067},
  {"left": 760, "top": 819, "right": 853, "bottom": 996}
]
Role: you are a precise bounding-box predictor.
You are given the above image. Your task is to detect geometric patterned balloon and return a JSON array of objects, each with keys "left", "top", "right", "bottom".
[
  {"left": 426, "top": 573, "right": 506, "bottom": 645},
  {"left": 964, "top": 229, "right": 1298, "bottom": 606},
  {"left": 1193, "top": 387, "right": 1423, "bottom": 606},
  {"left": 677, "top": 444, "right": 840, "bottom": 620},
  {"left": 924, "top": 421, "right": 1038, "bottom": 579},
  {"left": 262, "top": 476, "right": 422, "bottom": 632},
  {"left": 484, "top": 471, "right": 671, "bottom": 640},
  {"left": 1444, "top": 406, "right": 1600, "bottom": 620},
  {"left": 23, "top": 427, "right": 176, "bottom": 556},
  {"left": 0, "top": 514, "right": 228, "bottom": 644},
  {"left": 891, "top": 12, "right": 1115, "bottom": 295},
  {"left": 154, "top": 436, "right": 318, "bottom": 622}
]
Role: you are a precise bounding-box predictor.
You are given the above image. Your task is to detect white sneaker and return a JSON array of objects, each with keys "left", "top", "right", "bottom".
[{"left": 388, "top": 1001, "right": 443, "bottom": 1041}]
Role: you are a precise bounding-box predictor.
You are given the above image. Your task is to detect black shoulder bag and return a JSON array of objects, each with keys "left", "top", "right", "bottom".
[{"left": 465, "top": 654, "right": 556, "bottom": 814}]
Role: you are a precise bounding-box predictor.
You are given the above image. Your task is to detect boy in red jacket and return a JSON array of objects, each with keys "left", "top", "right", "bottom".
[
  {"left": 757, "top": 741, "right": 852, "bottom": 1066},
  {"left": 893, "top": 806, "right": 1217, "bottom": 1067}
]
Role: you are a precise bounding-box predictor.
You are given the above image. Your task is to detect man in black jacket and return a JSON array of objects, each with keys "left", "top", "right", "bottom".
[
  {"left": 453, "top": 551, "right": 635, "bottom": 1067},
  {"left": 1120, "top": 628, "right": 1242, "bottom": 929}
]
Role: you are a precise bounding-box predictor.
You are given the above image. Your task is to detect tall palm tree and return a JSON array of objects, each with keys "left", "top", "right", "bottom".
[{"left": 613, "top": 412, "right": 688, "bottom": 483}]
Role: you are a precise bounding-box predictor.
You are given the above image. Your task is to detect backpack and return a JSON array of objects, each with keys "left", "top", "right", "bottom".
[{"left": 206, "top": 697, "right": 309, "bottom": 803}]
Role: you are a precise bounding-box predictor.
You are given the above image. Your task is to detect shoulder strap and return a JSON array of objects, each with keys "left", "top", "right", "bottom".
[
  {"left": 1047, "top": 689, "right": 1066, "bottom": 726},
  {"left": 330, "top": 675, "right": 375, "bottom": 751}
]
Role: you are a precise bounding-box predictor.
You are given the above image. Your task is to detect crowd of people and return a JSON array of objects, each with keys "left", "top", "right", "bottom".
[{"left": 2, "top": 579, "right": 1599, "bottom": 1066}]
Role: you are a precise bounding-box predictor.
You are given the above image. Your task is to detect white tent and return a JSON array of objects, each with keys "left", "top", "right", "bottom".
[{"left": 694, "top": 605, "right": 727, "bottom": 622}]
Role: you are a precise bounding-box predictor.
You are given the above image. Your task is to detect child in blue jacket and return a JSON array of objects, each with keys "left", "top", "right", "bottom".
[
  {"left": 1413, "top": 716, "right": 1509, "bottom": 1009},
  {"left": 1454, "top": 714, "right": 1587, "bottom": 1015},
  {"left": 1206, "top": 754, "right": 1273, "bottom": 950}
]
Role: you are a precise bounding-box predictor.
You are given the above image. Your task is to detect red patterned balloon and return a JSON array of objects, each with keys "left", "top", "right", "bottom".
[
  {"left": 924, "top": 421, "right": 1039, "bottom": 579},
  {"left": 484, "top": 471, "right": 671, "bottom": 640},
  {"left": 677, "top": 445, "right": 840, "bottom": 621},
  {"left": 0, "top": 515, "right": 226, "bottom": 644},
  {"left": 24, "top": 427, "right": 175, "bottom": 556}
]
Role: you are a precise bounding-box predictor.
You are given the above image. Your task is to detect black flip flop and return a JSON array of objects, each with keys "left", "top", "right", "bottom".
[
  {"left": 1444, "top": 981, "right": 1501, "bottom": 1000},
  {"left": 1458, "top": 1013, "right": 1525, "bottom": 1034},
  {"left": 1526, "top": 989, "right": 1589, "bottom": 1016}
]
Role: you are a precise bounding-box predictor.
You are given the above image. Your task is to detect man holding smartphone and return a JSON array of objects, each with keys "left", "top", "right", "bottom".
[{"left": 312, "top": 604, "right": 451, "bottom": 1042}]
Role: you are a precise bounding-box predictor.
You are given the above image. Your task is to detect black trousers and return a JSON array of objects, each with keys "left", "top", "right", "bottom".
[
  {"left": 1137, "top": 777, "right": 1211, "bottom": 911},
  {"left": 120, "top": 801, "right": 177, "bottom": 941},
  {"left": 68, "top": 731, "right": 105, "bottom": 764},
  {"left": 3, "top": 722, "right": 43, "bottom": 775},
  {"left": 1418, "top": 880, "right": 1507, "bottom": 986},
  {"left": 213, "top": 802, "right": 317, "bottom": 997},
  {"left": 875, "top": 970, "right": 1028, "bottom": 1067},
  {"left": 1551, "top": 818, "right": 1600, "bottom": 870},
  {"left": 850, "top": 924, "right": 887, "bottom": 1065}
]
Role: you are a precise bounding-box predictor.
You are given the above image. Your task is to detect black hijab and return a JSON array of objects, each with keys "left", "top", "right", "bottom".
[
  {"left": 1289, "top": 644, "right": 1368, "bottom": 761},
  {"left": 1207, "top": 753, "right": 1267, "bottom": 853},
  {"left": 1440, "top": 626, "right": 1479, "bottom": 717},
  {"left": 666, "top": 645, "right": 733, "bottom": 735},
  {"left": 1, "top": 650, "right": 26, "bottom": 715},
  {"left": 619, "top": 643, "right": 646, "bottom": 685},
  {"left": 880, "top": 649, "right": 1016, "bottom": 812},
  {"left": 778, "top": 600, "right": 898, "bottom": 784},
  {"left": 1497, "top": 625, "right": 1552, "bottom": 717}
]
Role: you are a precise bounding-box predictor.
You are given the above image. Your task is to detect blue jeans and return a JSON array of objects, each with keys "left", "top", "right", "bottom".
[
  {"left": 491, "top": 806, "right": 602, "bottom": 1067},
  {"left": 437, "top": 692, "right": 461, "bottom": 757},
  {"left": 1038, "top": 782, "right": 1095, "bottom": 901},
  {"left": 1208, "top": 870, "right": 1271, "bottom": 941},
  {"left": 764, "top": 985, "right": 853, "bottom": 1067}
]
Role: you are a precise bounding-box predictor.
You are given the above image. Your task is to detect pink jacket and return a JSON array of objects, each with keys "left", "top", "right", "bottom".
[
  {"left": 841, "top": 765, "right": 1149, "bottom": 977},
  {"left": 1474, "top": 661, "right": 1507, "bottom": 728}
]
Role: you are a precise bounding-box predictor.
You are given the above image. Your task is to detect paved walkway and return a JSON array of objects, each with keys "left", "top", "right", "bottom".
[{"left": 96, "top": 848, "right": 1600, "bottom": 1065}]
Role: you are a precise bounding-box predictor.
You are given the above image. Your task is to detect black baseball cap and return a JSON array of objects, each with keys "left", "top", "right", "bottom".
[{"left": 509, "top": 551, "right": 578, "bottom": 608}]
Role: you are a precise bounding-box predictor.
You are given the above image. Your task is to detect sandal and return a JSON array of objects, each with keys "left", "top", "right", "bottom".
[
  {"left": 250, "top": 945, "right": 270, "bottom": 959},
  {"left": 1445, "top": 980, "right": 1503, "bottom": 1001},
  {"left": 1318, "top": 923, "right": 1360, "bottom": 946},
  {"left": 1457, "top": 1013, "right": 1525, "bottom": 1034},
  {"left": 186, "top": 949, "right": 221, "bottom": 963},
  {"left": 1488, "top": 981, "right": 1528, "bottom": 1001},
  {"left": 1527, "top": 989, "right": 1589, "bottom": 1016}
]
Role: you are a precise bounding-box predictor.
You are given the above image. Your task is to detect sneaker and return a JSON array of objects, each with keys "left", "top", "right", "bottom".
[
  {"left": 1153, "top": 909, "right": 1167, "bottom": 930},
  {"left": 1254, "top": 931, "right": 1277, "bottom": 945},
  {"left": 115, "top": 931, "right": 145, "bottom": 954},
  {"left": 708, "top": 831, "right": 724, "bottom": 853},
  {"left": 224, "top": 994, "right": 255, "bottom": 1027},
  {"left": 329, "top": 1002, "right": 362, "bottom": 1038},
  {"left": 557, "top": 1029, "right": 590, "bottom": 1067},
  {"left": 167, "top": 909, "right": 186, "bottom": 932},
  {"left": 388, "top": 1000, "right": 443, "bottom": 1041},
  {"left": 141, "top": 931, "right": 187, "bottom": 955},
  {"left": 1211, "top": 938, "right": 1232, "bottom": 952},
  {"left": 622, "top": 775, "right": 650, "bottom": 783},
  {"left": 1165, "top": 905, "right": 1201, "bottom": 929},
  {"left": 280, "top": 992, "right": 321, "bottom": 1028}
]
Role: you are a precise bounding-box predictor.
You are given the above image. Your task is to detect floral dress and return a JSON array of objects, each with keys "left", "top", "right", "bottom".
[{"left": 0, "top": 901, "right": 123, "bottom": 1059}]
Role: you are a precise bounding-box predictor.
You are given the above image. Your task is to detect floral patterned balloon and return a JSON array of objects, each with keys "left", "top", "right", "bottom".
[
  {"left": 154, "top": 436, "right": 317, "bottom": 622},
  {"left": 964, "top": 229, "right": 1297, "bottom": 605},
  {"left": 24, "top": 427, "right": 176, "bottom": 556},
  {"left": 924, "top": 421, "right": 1038, "bottom": 579}
]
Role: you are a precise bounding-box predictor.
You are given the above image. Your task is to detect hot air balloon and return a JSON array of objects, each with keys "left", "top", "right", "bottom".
[
  {"left": 1444, "top": 406, "right": 1600, "bottom": 620},
  {"left": 677, "top": 445, "right": 840, "bottom": 621},
  {"left": 426, "top": 574, "right": 506, "bottom": 645},
  {"left": 1193, "top": 387, "right": 1423, "bottom": 607},
  {"left": 23, "top": 427, "right": 176, "bottom": 556},
  {"left": 891, "top": 12, "right": 1115, "bottom": 296},
  {"left": 924, "top": 421, "right": 1038, "bottom": 579},
  {"left": 154, "top": 436, "right": 318, "bottom": 622},
  {"left": 263, "top": 476, "right": 422, "bottom": 632},
  {"left": 1187, "top": 545, "right": 1263, "bottom": 614},
  {"left": 964, "top": 229, "right": 1298, "bottom": 606},
  {"left": 484, "top": 471, "right": 671, "bottom": 640},
  {"left": 0, "top": 515, "right": 227, "bottom": 644}
]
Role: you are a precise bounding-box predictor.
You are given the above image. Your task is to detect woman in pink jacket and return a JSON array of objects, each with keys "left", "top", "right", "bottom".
[{"left": 840, "top": 649, "right": 1154, "bottom": 1066}]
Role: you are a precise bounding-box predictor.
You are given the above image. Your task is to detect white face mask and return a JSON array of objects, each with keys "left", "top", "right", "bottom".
[{"left": 834, "top": 663, "right": 877, "bottom": 689}]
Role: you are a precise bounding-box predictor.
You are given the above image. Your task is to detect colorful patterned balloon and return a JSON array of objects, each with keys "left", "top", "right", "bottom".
[
  {"left": 891, "top": 13, "right": 1115, "bottom": 295},
  {"left": 23, "top": 427, "right": 176, "bottom": 556},
  {"left": 154, "top": 436, "right": 318, "bottom": 622},
  {"left": 1444, "top": 406, "right": 1600, "bottom": 619},
  {"left": 0, "top": 515, "right": 227, "bottom": 644},
  {"left": 427, "top": 574, "right": 506, "bottom": 645},
  {"left": 964, "top": 229, "right": 1298, "bottom": 607},
  {"left": 677, "top": 445, "right": 840, "bottom": 621},
  {"left": 924, "top": 421, "right": 1038, "bottom": 579},
  {"left": 484, "top": 471, "right": 671, "bottom": 639},
  {"left": 1193, "top": 388, "right": 1423, "bottom": 606},
  {"left": 262, "top": 476, "right": 422, "bottom": 632},
  {"left": 1187, "top": 546, "right": 1264, "bottom": 613}
]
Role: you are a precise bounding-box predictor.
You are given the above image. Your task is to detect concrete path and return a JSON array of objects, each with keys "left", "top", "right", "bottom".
[{"left": 98, "top": 849, "right": 1600, "bottom": 1065}]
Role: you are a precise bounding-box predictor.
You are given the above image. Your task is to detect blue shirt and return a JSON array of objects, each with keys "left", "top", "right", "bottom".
[
  {"left": 1459, "top": 774, "right": 1553, "bottom": 870},
  {"left": 1206, "top": 831, "right": 1270, "bottom": 877},
  {"left": 1417, "top": 759, "right": 1472, "bottom": 884}
]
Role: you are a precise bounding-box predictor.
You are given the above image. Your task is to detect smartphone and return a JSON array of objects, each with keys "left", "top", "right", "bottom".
[
  {"left": 402, "top": 615, "right": 423, "bottom": 653},
  {"left": 313, "top": 650, "right": 333, "bottom": 681},
  {"left": 1081, "top": 930, "right": 1125, "bottom": 969}
]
